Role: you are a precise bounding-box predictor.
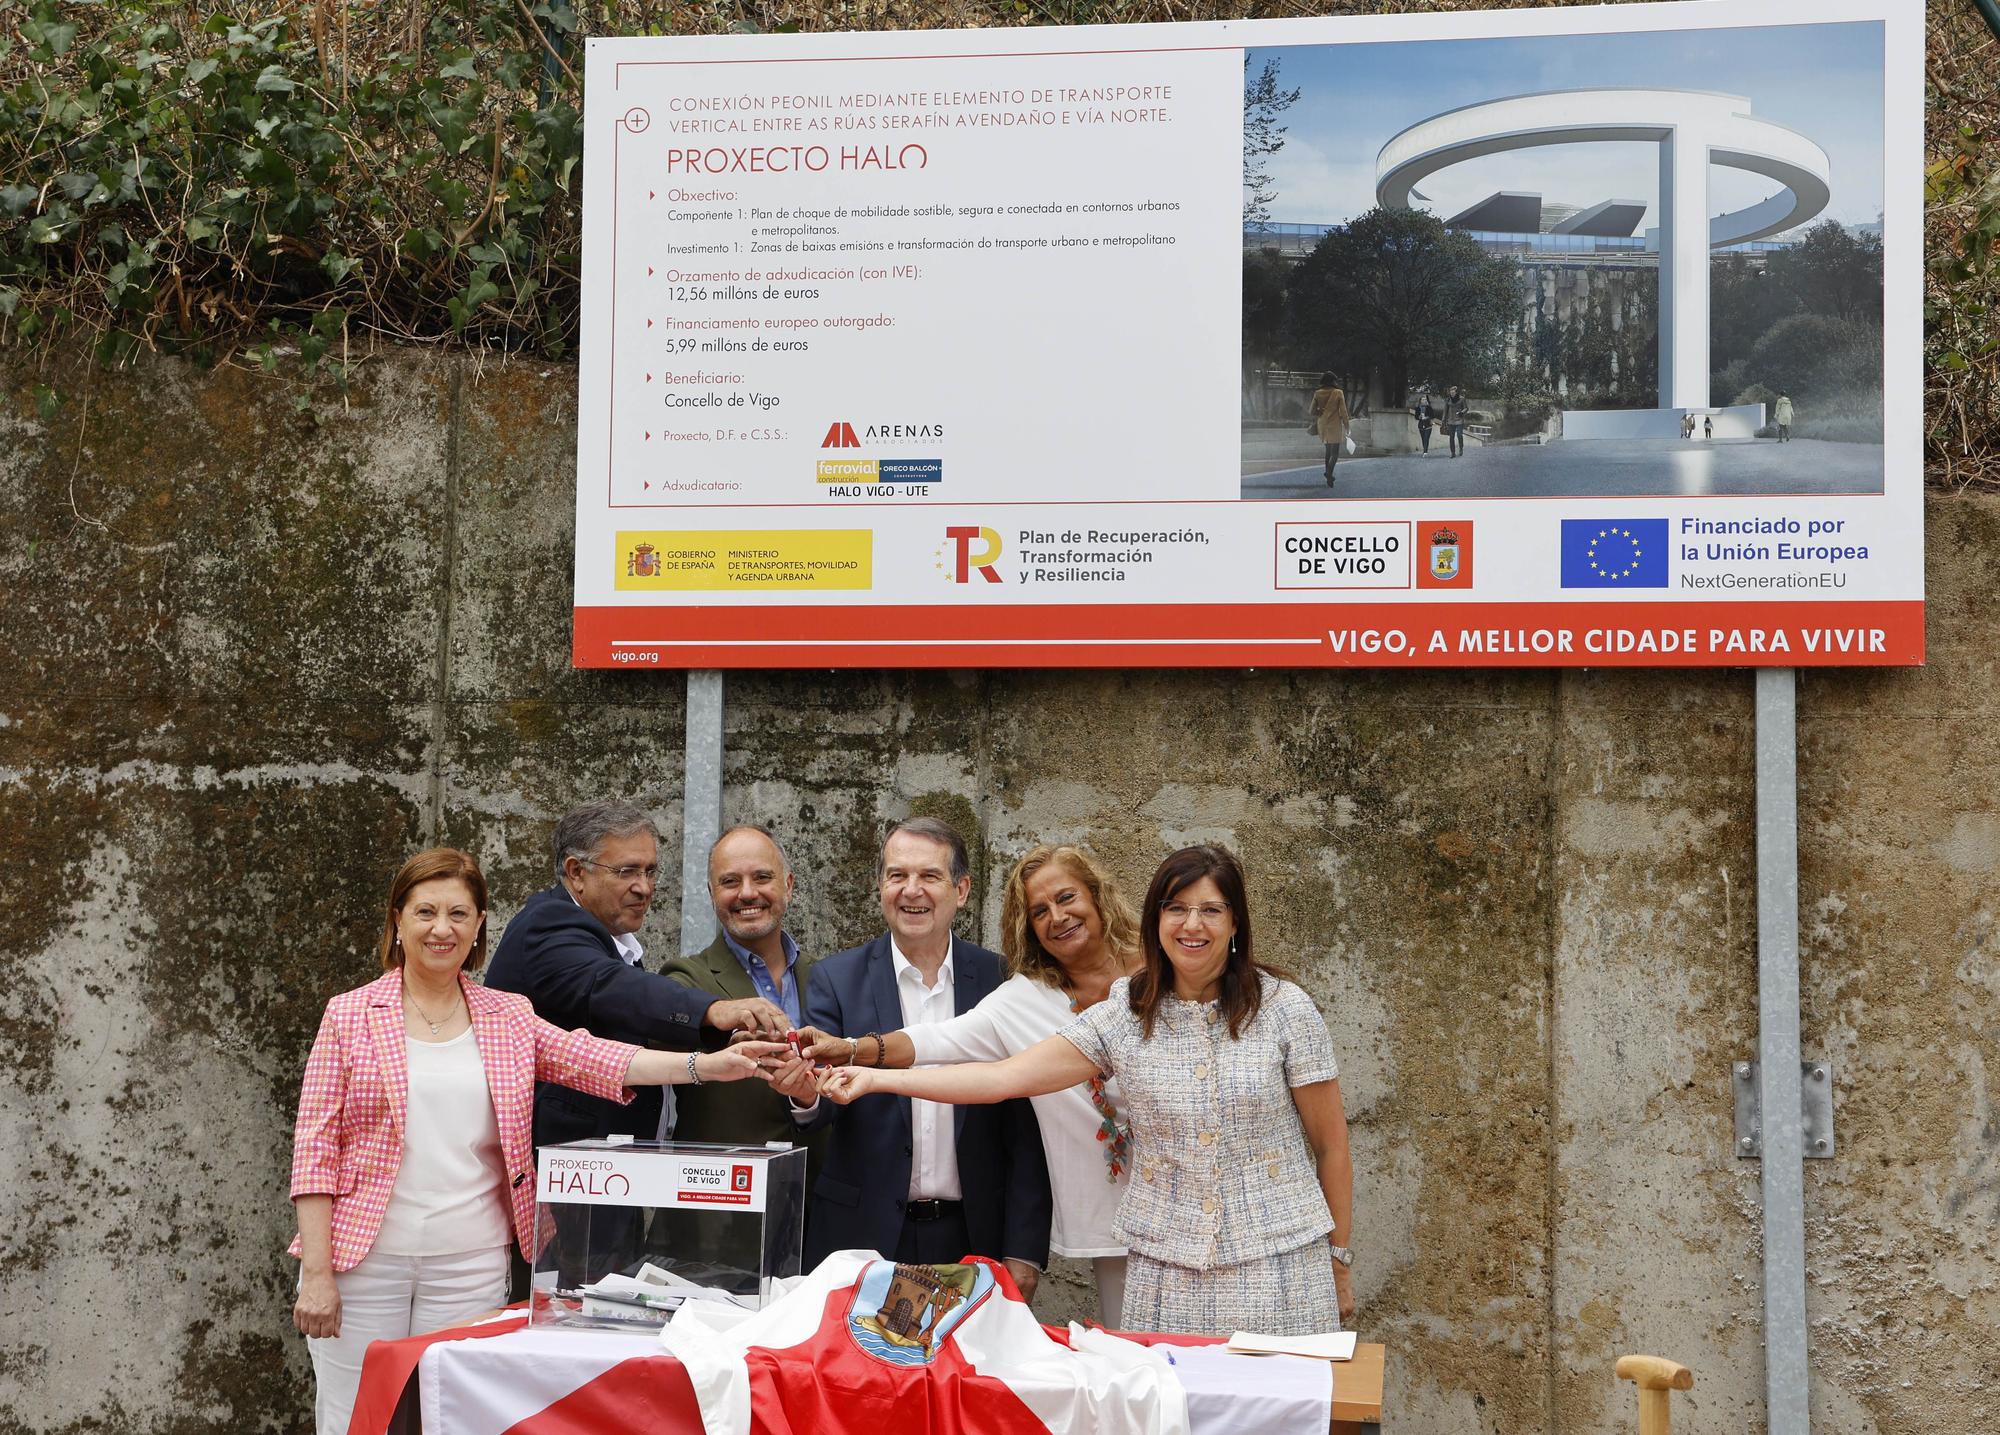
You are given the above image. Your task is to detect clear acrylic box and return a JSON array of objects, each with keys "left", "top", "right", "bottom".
[{"left": 528, "top": 1139, "right": 807, "bottom": 1331}]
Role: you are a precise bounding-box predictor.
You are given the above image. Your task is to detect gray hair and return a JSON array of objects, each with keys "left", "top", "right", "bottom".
[
  {"left": 881, "top": 816, "right": 970, "bottom": 884},
  {"left": 551, "top": 800, "right": 659, "bottom": 878},
  {"left": 710, "top": 823, "right": 792, "bottom": 874}
]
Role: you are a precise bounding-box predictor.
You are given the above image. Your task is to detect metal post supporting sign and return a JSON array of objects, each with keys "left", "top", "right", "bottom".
[
  {"left": 1754, "top": 667, "right": 1809, "bottom": 1434},
  {"left": 680, "top": 670, "right": 724, "bottom": 956}
]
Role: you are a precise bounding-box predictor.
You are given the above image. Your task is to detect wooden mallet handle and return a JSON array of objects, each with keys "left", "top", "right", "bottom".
[{"left": 1616, "top": 1356, "right": 1693, "bottom": 1435}]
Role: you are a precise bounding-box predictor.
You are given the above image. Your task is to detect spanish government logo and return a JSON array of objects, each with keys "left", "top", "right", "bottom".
[
  {"left": 845, "top": 1261, "right": 990, "bottom": 1367},
  {"left": 1559, "top": 519, "right": 1668, "bottom": 588},
  {"left": 1416, "top": 520, "right": 1473, "bottom": 589},
  {"left": 625, "top": 542, "right": 661, "bottom": 579}
]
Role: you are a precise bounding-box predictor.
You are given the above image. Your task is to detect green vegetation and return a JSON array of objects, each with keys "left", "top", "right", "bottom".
[
  {"left": 0, "top": 0, "right": 614, "bottom": 395},
  {"left": 1927, "top": 1, "right": 2000, "bottom": 487},
  {"left": 1710, "top": 222, "right": 1884, "bottom": 442},
  {"left": 2, "top": 0, "right": 1994, "bottom": 483}
]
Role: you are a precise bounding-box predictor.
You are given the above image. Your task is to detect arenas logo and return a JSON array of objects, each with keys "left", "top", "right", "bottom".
[{"left": 821, "top": 419, "right": 945, "bottom": 448}]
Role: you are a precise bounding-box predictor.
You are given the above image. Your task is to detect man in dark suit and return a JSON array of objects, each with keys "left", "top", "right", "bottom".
[
  {"left": 799, "top": 817, "right": 1050, "bottom": 1300},
  {"left": 484, "top": 800, "right": 789, "bottom": 1151},
  {"left": 661, "top": 824, "right": 824, "bottom": 1156}
]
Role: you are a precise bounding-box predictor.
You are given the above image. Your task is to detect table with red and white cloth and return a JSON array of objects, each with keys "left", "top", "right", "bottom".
[{"left": 350, "top": 1256, "right": 1382, "bottom": 1435}]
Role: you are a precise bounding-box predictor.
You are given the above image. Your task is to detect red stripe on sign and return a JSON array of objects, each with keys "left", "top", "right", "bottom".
[{"left": 573, "top": 601, "right": 1924, "bottom": 669}]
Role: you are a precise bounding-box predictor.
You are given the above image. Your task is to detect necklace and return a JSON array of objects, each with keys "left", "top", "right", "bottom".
[
  {"left": 1069, "top": 994, "right": 1131, "bottom": 1183},
  {"left": 405, "top": 986, "right": 461, "bottom": 1037}
]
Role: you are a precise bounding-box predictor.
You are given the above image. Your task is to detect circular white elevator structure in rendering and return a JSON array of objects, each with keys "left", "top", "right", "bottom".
[{"left": 1375, "top": 89, "right": 1831, "bottom": 421}]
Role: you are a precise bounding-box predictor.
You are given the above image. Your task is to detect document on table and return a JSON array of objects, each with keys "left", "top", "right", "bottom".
[{"left": 1225, "top": 1330, "right": 1358, "bottom": 1361}]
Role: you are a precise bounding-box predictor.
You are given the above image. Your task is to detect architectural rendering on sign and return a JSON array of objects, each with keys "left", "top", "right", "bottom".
[
  {"left": 1374, "top": 87, "right": 1832, "bottom": 425},
  {"left": 1240, "top": 22, "right": 1887, "bottom": 503}
]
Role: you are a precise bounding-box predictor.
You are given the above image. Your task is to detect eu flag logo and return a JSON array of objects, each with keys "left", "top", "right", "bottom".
[{"left": 1560, "top": 519, "right": 1668, "bottom": 587}]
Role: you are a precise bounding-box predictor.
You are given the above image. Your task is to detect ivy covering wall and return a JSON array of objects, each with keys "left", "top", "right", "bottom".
[{"left": 3, "top": 0, "right": 1996, "bottom": 479}]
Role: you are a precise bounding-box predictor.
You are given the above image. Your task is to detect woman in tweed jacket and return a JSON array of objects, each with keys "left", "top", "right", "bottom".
[
  {"left": 289, "top": 847, "right": 760, "bottom": 1435},
  {"left": 814, "top": 844, "right": 1354, "bottom": 1336}
]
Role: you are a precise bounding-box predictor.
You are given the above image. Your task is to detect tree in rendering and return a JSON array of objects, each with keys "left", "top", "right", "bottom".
[{"left": 1284, "top": 206, "right": 1522, "bottom": 406}]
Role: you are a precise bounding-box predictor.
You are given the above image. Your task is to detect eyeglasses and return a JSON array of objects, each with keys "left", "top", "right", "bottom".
[
  {"left": 1160, "top": 902, "right": 1231, "bottom": 922},
  {"left": 576, "top": 858, "right": 660, "bottom": 882}
]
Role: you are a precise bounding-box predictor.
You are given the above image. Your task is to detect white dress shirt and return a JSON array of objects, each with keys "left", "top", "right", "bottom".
[
  {"left": 907, "top": 973, "right": 1130, "bottom": 1257},
  {"left": 891, "top": 935, "right": 962, "bottom": 1201}
]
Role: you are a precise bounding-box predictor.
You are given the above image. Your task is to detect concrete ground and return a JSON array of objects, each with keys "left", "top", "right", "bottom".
[{"left": 1242, "top": 436, "right": 1886, "bottom": 500}]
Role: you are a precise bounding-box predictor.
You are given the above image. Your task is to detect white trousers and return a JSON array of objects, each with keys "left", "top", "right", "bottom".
[{"left": 306, "top": 1245, "right": 508, "bottom": 1435}]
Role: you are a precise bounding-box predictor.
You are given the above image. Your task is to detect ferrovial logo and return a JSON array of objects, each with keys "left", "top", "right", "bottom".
[
  {"left": 822, "top": 422, "right": 862, "bottom": 449},
  {"left": 939, "top": 526, "right": 1003, "bottom": 584}
]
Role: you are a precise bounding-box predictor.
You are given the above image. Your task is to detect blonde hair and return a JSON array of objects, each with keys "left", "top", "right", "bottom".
[{"left": 998, "top": 844, "right": 1140, "bottom": 989}]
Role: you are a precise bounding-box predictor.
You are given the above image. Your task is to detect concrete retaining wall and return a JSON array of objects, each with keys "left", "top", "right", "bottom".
[{"left": 1, "top": 349, "right": 1993, "bottom": 1434}]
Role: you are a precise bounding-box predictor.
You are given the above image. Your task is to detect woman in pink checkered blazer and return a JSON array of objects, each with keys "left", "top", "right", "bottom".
[{"left": 288, "top": 847, "right": 762, "bottom": 1435}]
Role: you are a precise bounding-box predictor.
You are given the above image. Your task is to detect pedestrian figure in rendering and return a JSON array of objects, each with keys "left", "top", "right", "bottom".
[
  {"left": 1309, "top": 373, "right": 1350, "bottom": 486},
  {"left": 1774, "top": 393, "right": 1794, "bottom": 442},
  {"left": 1703, "top": 414, "right": 1713, "bottom": 441},
  {"left": 1411, "top": 391, "right": 1436, "bottom": 456},
  {"left": 1681, "top": 412, "right": 1694, "bottom": 441},
  {"left": 1443, "top": 384, "right": 1468, "bottom": 458}
]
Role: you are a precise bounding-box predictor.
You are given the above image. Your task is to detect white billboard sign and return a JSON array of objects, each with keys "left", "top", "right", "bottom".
[{"left": 572, "top": 0, "right": 1920, "bottom": 669}]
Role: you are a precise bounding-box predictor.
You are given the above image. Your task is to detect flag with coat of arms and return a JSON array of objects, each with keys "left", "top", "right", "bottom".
[{"left": 657, "top": 1251, "right": 1189, "bottom": 1435}]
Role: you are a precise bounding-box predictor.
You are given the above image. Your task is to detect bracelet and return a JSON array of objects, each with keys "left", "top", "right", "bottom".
[
  {"left": 687, "top": 1051, "right": 703, "bottom": 1085},
  {"left": 864, "top": 1032, "right": 883, "bottom": 1067}
]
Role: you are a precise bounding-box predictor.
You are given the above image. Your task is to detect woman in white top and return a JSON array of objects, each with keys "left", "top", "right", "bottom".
[
  {"left": 288, "top": 848, "right": 762, "bottom": 1435},
  {"left": 797, "top": 843, "right": 1141, "bottom": 1319}
]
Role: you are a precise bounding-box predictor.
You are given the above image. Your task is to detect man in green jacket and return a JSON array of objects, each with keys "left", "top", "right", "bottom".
[
  {"left": 653, "top": 824, "right": 823, "bottom": 1277},
  {"left": 662, "top": 824, "right": 824, "bottom": 1155}
]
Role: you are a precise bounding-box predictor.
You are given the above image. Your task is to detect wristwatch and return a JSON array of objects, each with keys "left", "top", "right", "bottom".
[{"left": 1328, "top": 1243, "right": 1354, "bottom": 1267}]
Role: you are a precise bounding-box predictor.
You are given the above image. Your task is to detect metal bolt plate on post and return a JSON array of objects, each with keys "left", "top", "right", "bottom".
[{"left": 1733, "top": 1060, "right": 1835, "bottom": 1159}]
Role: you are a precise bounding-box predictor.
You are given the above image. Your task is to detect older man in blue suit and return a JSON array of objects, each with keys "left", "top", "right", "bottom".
[
  {"left": 485, "top": 800, "right": 789, "bottom": 1150},
  {"left": 796, "top": 817, "right": 1050, "bottom": 1300}
]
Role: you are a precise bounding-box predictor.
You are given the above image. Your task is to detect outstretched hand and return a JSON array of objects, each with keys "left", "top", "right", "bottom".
[
  {"left": 693, "top": 1046, "right": 764, "bottom": 1082},
  {"left": 732, "top": 1038, "right": 795, "bottom": 1066},
  {"left": 815, "top": 1066, "right": 879, "bottom": 1104},
  {"left": 706, "top": 995, "right": 789, "bottom": 1037},
  {"left": 790, "top": 1025, "right": 852, "bottom": 1066},
  {"left": 763, "top": 1052, "right": 821, "bottom": 1105}
]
